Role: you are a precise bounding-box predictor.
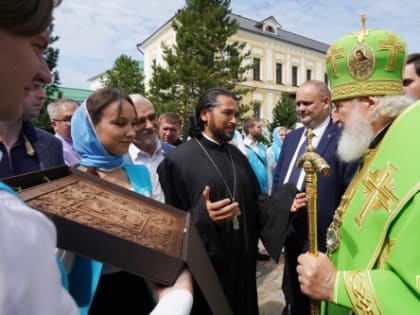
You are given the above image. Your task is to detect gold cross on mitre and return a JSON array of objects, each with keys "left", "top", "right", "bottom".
[
  {"left": 354, "top": 13, "right": 369, "bottom": 43},
  {"left": 356, "top": 163, "right": 399, "bottom": 227},
  {"left": 326, "top": 44, "right": 345, "bottom": 78},
  {"left": 378, "top": 32, "right": 406, "bottom": 71}
]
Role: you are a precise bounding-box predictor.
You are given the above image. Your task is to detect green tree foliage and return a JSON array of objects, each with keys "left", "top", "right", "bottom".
[
  {"left": 267, "top": 94, "right": 297, "bottom": 134},
  {"left": 101, "top": 54, "right": 145, "bottom": 95},
  {"left": 33, "top": 22, "right": 62, "bottom": 133},
  {"left": 238, "top": 102, "right": 252, "bottom": 121},
  {"left": 148, "top": 0, "right": 253, "bottom": 138}
]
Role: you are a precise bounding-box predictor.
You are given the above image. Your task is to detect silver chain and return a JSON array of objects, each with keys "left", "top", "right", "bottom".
[
  {"left": 195, "top": 138, "right": 236, "bottom": 201},
  {"left": 195, "top": 138, "right": 240, "bottom": 229}
]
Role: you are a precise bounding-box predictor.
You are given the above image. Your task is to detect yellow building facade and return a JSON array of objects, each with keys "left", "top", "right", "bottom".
[{"left": 140, "top": 14, "right": 329, "bottom": 123}]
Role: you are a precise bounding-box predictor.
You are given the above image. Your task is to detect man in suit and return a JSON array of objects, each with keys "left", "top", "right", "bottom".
[{"left": 272, "top": 80, "right": 358, "bottom": 315}]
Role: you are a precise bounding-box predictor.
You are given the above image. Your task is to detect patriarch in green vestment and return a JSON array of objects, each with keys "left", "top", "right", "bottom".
[{"left": 296, "top": 16, "right": 420, "bottom": 314}]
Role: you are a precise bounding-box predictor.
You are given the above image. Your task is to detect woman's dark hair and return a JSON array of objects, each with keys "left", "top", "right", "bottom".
[
  {"left": 0, "top": 0, "right": 61, "bottom": 36},
  {"left": 86, "top": 88, "right": 135, "bottom": 125},
  {"left": 189, "top": 87, "right": 238, "bottom": 137}
]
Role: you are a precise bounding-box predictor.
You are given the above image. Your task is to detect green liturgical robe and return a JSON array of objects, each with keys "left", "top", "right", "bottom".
[{"left": 324, "top": 101, "right": 420, "bottom": 314}]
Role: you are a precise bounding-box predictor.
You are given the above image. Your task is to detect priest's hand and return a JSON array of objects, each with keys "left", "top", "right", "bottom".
[
  {"left": 202, "top": 185, "right": 240, "bottom": 223},
  {"left": 296, "top": 252, "right": 336, "bottom": 302},
  {"left": 290, "top": 192, "right": 307, "bottom": 212}
]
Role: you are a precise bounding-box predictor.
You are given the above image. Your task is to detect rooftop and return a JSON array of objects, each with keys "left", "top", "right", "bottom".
[
  {"left": 232, "top": 13, "right": 329, "bottom": 53},
  {"left": 56, "top": 87, "right": 93, "bottom": 103},
  {"left": 140, "top": 13, "right": 329, "bottom": 54}
]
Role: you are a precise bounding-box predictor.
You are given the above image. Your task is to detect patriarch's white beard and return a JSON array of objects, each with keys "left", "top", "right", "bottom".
[{"left": 337, "top": 106, "right": 374, "bottom": 162}]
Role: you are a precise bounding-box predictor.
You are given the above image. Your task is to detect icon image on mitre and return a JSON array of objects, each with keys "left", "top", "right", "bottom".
[{"left": 347, "top": 44, "right": 375, "bottom": 80}]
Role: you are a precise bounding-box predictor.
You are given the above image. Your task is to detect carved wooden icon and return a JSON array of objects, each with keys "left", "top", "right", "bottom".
[
  {"left": 4, "top": 165, "right": 232, "bottom": 315},
  {"left": 21, "top": 175, "right": 184, "bottom": 257}
]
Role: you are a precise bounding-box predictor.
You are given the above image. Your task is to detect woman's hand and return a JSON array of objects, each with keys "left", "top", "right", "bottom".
[{"left": 153, "top": 268, "right": 193, "bottom": 301}]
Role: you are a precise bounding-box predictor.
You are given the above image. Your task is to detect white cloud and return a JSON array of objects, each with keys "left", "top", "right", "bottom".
[{"left": 53, "top": 0, "right": 420, "bottom": 89}]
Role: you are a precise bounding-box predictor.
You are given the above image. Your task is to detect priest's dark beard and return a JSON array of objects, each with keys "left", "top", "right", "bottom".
[
  {"left": 337, "top": 105, "right": 374, "bottom": 162},
  {"left": 208, "top": 121, "right": 234, "bottom": 143}
]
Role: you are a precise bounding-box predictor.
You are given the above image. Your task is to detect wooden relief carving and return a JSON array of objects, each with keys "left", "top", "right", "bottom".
[{"left": 25, "top": 177, "right": 184, "bottom": 256}]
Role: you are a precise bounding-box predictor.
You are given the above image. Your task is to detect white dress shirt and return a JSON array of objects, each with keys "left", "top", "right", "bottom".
[
  {"left": 283, "top": 117, "right": 330, "bottom": 190},
  {"left": 128, "top": 141, "right": 166, "bottom": 172},
  {"left": 127, "top": 142, "right": 165, "bottom": 203}
]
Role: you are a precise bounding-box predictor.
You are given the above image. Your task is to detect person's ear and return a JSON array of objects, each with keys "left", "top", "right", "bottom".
[
  {"left": 366, "top": 95, "right": 379, "bottom": 112},
  {"left": 322, "top": 96, "right": 330, "bottom": 109},
  {"left": 200, "top": 108, "right": 209, "bottom": 124}
]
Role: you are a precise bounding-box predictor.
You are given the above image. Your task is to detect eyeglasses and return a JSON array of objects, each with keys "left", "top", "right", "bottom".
[{"left": 52, "top": 117, "right": 72, "bottom": 125}]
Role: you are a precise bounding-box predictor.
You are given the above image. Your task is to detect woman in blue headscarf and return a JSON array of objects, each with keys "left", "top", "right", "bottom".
[
  {"left": 69, "top": 88, "right": 192, "bottom": 315},
  {"left": 72, "top": 88, "right": 163, "bottom": 201},
  {"left": 266, "top": 126, "right": 287, "bottom": 193}
]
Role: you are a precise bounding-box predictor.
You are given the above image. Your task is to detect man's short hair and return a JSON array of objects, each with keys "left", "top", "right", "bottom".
[
  {"left": 129, "top": 94, "right": 154, "bottom": 109},
  {"left": 0, "top": 0, "right": 61, "bottom": 36},
  {"left": 243, "top": 117, "right": 258, "bottom": 135},
  {"left": 407, "top": 53, "right": 420, "bottom": 76},
  {"left": 47, "top": 98, "right": 79, "bottom": 120},
  {"left": 159, "top": 112, "right": 182, "bottom": 127}
]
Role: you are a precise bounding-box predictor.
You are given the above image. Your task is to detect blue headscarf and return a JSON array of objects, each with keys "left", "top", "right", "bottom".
[
  {"left": 71, "top": 101, "right": 124, "bottom": 170},
  {"left": 69, "top": 101, "right": 152, "bottom": 315},
  {"left": 270, "top": 127, "right": 283, "bottom": 163}
]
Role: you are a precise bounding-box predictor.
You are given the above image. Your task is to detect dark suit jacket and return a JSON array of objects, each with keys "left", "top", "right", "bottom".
[
  {"left": 272, "top": 119, "right": 358, "bottom": 252},
  {"left": 272, "top": 119, "right": 358, "bottom": 311},
  {"left": 34, "top": 127, "right": 65, "bottom": 169},
  {"left": 0, "top": 122, "right": 64, "bottom": 179}
]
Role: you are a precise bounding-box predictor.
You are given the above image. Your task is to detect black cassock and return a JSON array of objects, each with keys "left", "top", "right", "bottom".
[{"left": 157, "top": 136, "right": 296, "bottom": 315}]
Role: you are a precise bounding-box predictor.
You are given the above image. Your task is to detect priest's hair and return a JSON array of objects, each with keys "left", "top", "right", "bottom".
[{"left": 192, "top": 87, "right": 239, "bottom": 136}]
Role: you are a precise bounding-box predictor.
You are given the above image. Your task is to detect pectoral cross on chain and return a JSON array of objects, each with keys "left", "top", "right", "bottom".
[{"left": 355, "top": 163, "right": 399, "bottom": 227}]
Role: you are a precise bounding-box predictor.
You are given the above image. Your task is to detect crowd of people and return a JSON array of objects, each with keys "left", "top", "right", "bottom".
[{"left": 1, "top": 1, "right": 419, "bottom": 314}]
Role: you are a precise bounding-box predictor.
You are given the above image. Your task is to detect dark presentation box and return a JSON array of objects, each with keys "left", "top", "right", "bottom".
[{"left": 4, "top": 165, "right": 232, "bottom": 314}]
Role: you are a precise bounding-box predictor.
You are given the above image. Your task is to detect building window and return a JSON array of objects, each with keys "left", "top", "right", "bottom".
[
  {"left": 292, "top": 66, "right": 298, "bottom": 86},
  {"left": 253, "top": 58, "right": 261, "bottom": 81},
  {"left": 265, "top": 25, "right": 275, "bottom": 33},
  {"left": 253, "top": 103, "right": 261, "bottom": 119},
  {"left": 276, "top": 63, "right": 283, "bottom": 84},
  {"left": 306, "top": 69, "right": 312, "bottom": 81}
]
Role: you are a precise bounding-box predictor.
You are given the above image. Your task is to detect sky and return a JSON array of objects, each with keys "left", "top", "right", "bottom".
[{"left": 53, "top": 0, "right": 420, "bottom": 90}]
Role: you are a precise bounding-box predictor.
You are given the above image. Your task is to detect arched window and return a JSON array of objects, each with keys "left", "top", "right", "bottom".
[{"left": 265, "top": 25, "right": 275, "bottom": 33}]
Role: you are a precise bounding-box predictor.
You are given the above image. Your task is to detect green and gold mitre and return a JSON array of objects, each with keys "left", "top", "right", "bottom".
[{"left": 326, "top": 15, "right": 407, "bottom": 101}]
